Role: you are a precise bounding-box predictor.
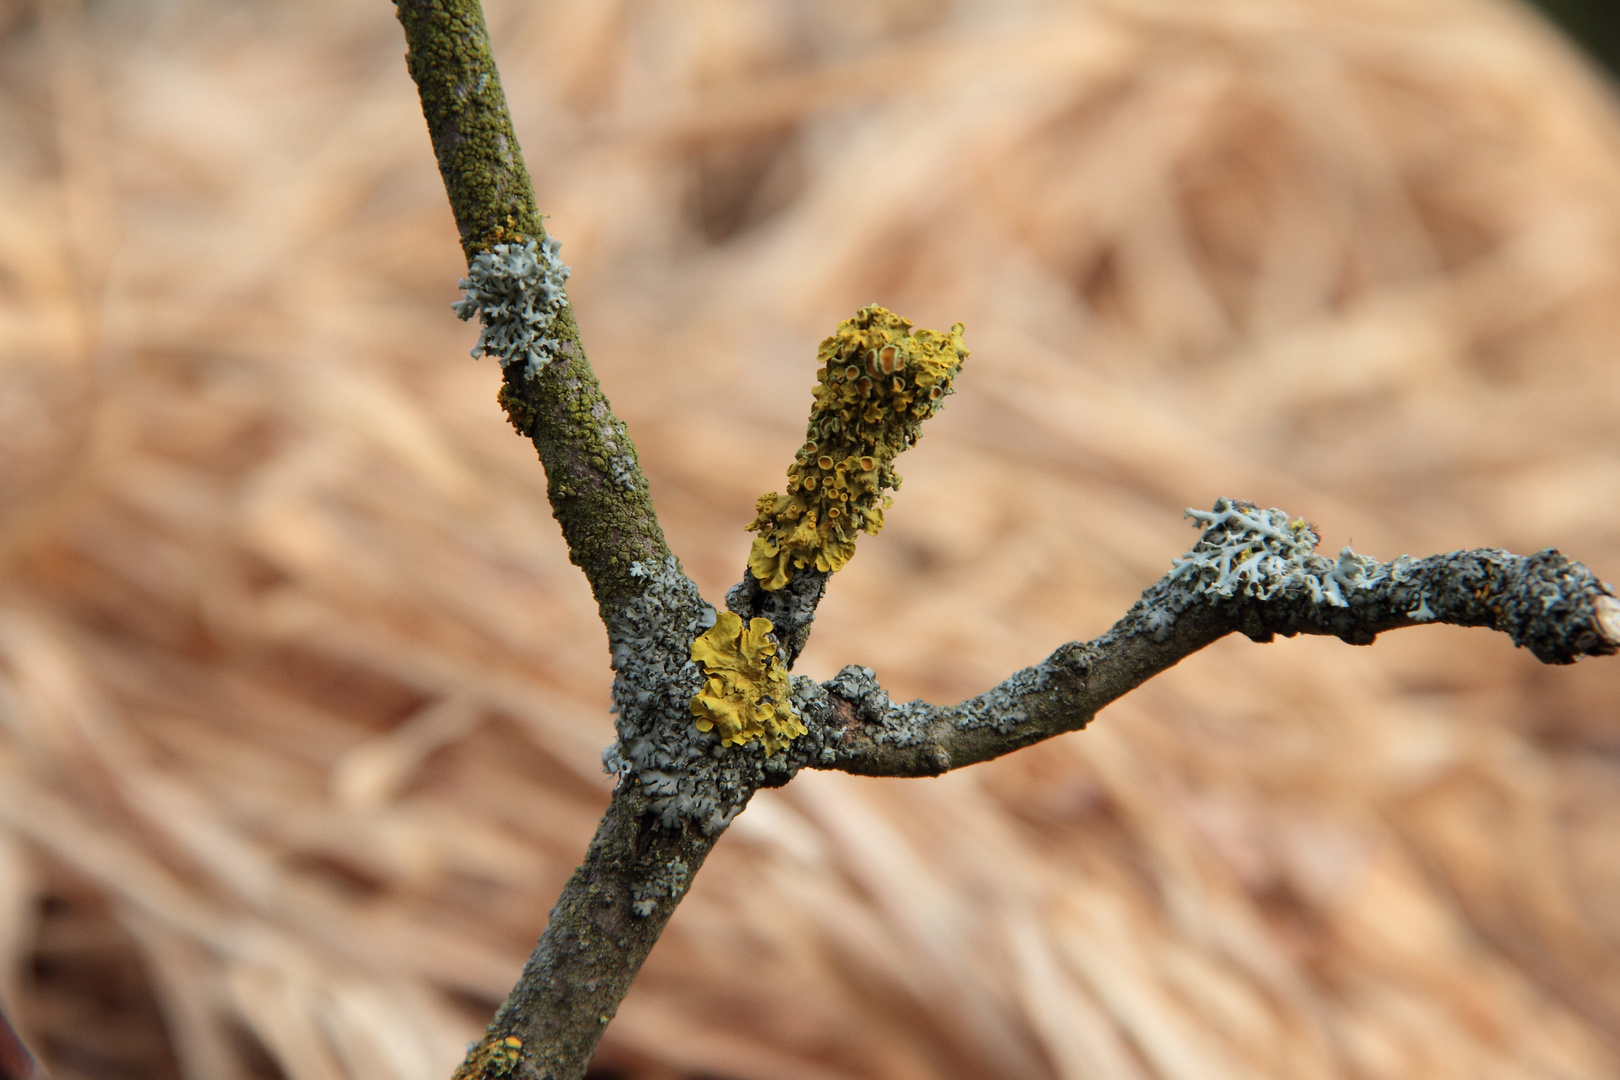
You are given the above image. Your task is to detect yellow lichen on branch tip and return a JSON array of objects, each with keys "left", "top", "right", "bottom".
[
  {"left": 689, "top": 612, "right": 806, "bottom": 754},
  {"left": 748, "top": 304, "right": 966, "bottom": 590}
]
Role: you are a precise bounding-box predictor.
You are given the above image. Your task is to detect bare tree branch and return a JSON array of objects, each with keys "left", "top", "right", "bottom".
[{"left": 798, "top": 500, "right": 1620, "bottom": 779}]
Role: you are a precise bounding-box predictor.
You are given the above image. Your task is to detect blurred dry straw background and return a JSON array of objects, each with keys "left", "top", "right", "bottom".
[{"left": 1, "top": 0, "right": 1620, "bottom": 1076}]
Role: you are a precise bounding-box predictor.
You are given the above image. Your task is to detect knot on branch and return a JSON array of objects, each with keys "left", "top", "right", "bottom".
[{"left": 1470, "top": 548, "right": 1618, "bottom": 664}]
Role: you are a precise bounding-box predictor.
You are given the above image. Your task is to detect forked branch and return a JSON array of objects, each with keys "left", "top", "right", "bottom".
[{"left": 393, "top": 6, "right": 1619, "bottom": 1080}]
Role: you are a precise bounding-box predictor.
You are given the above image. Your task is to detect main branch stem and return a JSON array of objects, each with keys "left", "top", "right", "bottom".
[
  {"left": 394, "top": 0, "right": 674, "bottom": 625},
  {"left": 453, "top": 788, "right": 720, "bottom": 1080}
]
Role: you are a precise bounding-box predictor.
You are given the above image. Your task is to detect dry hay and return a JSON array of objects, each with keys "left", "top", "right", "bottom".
[{"left": 1, "top": 0, "right": 1619, "bottom": 1076}]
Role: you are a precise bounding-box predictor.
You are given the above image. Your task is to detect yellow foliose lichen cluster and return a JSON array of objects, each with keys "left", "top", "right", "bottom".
[
  {"left": 689, "top": 611, "right": 806, "bottom": 754},
  {"left": 747, "top": 305, "right": 967, "bottom": 590}
]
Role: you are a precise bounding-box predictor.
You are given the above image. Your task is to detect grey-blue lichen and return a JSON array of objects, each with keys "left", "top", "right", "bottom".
[
  {"left": 803, "top": 500, "right": 1617, "bottom": 783},
  {"left": 452, "top": 237, "right": 571, "bottom": 379},
  {"left": 1110, "top": 497, "right": 1616, "bottom": 663},
  {"left": 1108, "top": 497, "right": 1428, "bottom": 643},
  {"left": 598, "top": 420, "right": 638, "bottom": 490},
  {"left": 630, "top": 857, "right": 689, "bottom": 918},
  {"left": 1169, "top": 500, "right": 1394, "bottom": 610}
]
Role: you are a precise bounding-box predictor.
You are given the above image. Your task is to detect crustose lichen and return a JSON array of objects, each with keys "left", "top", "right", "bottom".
[
  {"left": 452, "top": 236, "right": 571, "bottom": 380},
  {"left": 747, "top": 305, "right": 967, "bottom": 590}
]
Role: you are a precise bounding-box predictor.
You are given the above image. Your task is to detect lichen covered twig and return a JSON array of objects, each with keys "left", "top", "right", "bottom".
[
  {"left": 809, "top": 499, "right": 1620, "bottom": 779},
  {"left": 396, "top": 5, "right": 712, "bottom": 1078},
  {"left": 395, "top": 6, "right": 1620, "bottom": 1078},
  {"left": 726, "top": 305, "right": 965, "bottom": 667},
  {"left": 747, "top": 305, "right": 967, "bottom": 590}
]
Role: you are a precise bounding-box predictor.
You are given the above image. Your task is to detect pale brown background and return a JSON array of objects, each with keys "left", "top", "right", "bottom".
[{"left": 1, "top": 0, "right": 1619, "bottom": 1077}]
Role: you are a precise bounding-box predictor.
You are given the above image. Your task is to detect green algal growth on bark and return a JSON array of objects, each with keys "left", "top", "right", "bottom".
[
  {"left": 397, "top": 0, "right": 674, "bottom": 624},
  {"left": 395, "top": 0, "right": 540, "bottom": 256}
]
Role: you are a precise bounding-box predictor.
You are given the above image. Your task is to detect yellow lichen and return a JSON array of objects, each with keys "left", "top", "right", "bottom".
[
  {"left": 748, "top": 305, "right": 966, "bottom": 590},
  {"left": 689, "top": 612, "right": 806, "bottom": 754},
  {"left": 452, "top": 1035, "right": 524, "bottom": 1080}
]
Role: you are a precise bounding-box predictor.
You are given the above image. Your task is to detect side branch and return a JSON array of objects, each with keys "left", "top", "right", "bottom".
[
  {"left": 395, "top": 0, "right": 674, "bottom": 622},
  {"left": 805, "top": 500, "right": 1620, "bottom": 778},
  {"left": 725, "top": 306, "right": 967, "bottom": 667}
]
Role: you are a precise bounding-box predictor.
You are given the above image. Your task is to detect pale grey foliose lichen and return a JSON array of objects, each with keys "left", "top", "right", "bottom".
[
  {"left": 1106, "top": 497, "right": 1429, "bottom": 643},
  {"left": 1108, "top": 497, "right": 1614, "bottom": 663},
  {"left": 603, "top": 558, "right": 819, "bottom": 843},
  {"left": 1169, "top": 499, "right": 1394, "bottom": 609},
  {"left": 452, "top": 237, "right": 571, "bottom": 379}
]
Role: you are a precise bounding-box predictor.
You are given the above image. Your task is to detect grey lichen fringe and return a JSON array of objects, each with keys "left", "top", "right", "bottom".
[
  {"left": 598, "top": 417, "right": 638, "bottom": 491},
  {"left": 1112, "top": 497, "right": 1619, "bottom": 663},
  {"left": 603, "top": 558, "right": 825, "bottom": 845},
  {"left": 452, "top": 237, "right": 571, "bottom": 379}
]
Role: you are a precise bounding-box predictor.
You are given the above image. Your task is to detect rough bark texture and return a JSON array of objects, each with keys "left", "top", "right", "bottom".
[
  {"left": 453, "top": 788, "right": 722, "bottom": 1080},
  {"left": 393, "top": 0, "right": 539, "bottom": 256},
  {"left": 807, "top": 545, "right": 1620, "bottom": 779},
  {"left": 725, "top": 567, "right": 830, "bottom": 669},
  {"left": 395, "top": 0, "right": 673, "bottom": 627}
]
